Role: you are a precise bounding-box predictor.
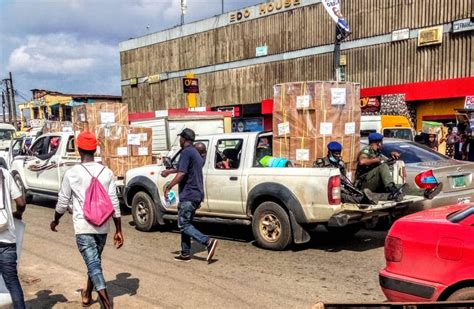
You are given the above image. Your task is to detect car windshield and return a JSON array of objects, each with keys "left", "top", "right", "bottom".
[
  {"left": 380, "top": 142, "right": 447, "bottom": 164},
  {"left": 383, "top": 128, "right": 413, "bottom": 140},
  {"left": 0, "top": 129, "right": 14, "bottom": 141}
]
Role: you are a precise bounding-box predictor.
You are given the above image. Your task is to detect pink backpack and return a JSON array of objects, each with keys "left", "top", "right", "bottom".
[{"left": 81, "top": 165, "right": 115, "bottom": 226}]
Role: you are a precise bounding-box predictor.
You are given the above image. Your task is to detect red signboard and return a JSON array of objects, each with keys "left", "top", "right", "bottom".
[
  {"left": 360, "top": 97, "right": 380, "bottom": 113},
  {"left": 465, "top": 95, "right": 474, "bottom": 109}
]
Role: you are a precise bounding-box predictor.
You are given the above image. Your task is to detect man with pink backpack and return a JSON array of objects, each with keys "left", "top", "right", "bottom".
[{"left": 50, "top": 132, "right": 123, "bottom": 308}]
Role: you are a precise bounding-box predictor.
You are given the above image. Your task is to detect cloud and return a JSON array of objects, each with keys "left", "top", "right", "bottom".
[{"left": 8, "top": 33, "right": 116, "bottom": 75}]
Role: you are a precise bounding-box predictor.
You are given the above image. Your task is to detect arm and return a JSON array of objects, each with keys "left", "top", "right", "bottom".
[
  {"left": 108, "top": 172, "right": 123, "bottom": 249},
  {"left": 51, "top": 173, "right": 72, "bottom": 232},
  {"left": 163, "top": 150, "right": 189, "bottom": 198},
  {"left": 160, "top": 168, "right": 177, "bottom": 178},
  {"left": 164, "top": 172, "right": 185, "bottom": 199},
  {"left": 8, "top": 173, "right": 26, "bottom": 220}
]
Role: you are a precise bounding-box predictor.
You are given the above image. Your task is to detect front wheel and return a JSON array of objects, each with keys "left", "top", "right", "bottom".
[
  {"left": 447, "top": 286, "right": 474, "bottom": 301},
  {"left": 131, "top": 192, "right": 157, "bottom": 232},
  {"left": 252, "top": 201, "right": 292, "bottom": 250},
  {"left": 13, "top": 174, "right": 33, "bottom": 204}
]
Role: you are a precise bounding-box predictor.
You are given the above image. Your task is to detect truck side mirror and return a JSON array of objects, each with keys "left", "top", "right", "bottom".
[{"left": 163, "top": 157, "right": 172, "bottom": 169}]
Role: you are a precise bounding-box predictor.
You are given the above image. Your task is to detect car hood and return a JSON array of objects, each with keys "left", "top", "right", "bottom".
[{"left": 398, "top": 204, "right": 470, "bottom": 223}]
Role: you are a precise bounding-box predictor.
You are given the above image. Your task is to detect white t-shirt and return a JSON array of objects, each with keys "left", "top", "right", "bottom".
[
  {"left": 55, "top": 162, "right": 121, "bottom": 235},
  {"left": 0, "top": 168, "right": 23, "bottom": 244}
]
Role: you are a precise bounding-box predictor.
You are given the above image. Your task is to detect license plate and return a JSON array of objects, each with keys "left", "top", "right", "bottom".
[{"left": 453, "top": 175, "right": 466, "bottom": 188}]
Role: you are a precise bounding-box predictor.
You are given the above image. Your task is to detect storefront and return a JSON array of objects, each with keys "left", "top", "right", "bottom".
[{"left": 213, "top": 102, "right": 273, "bottom": 133}]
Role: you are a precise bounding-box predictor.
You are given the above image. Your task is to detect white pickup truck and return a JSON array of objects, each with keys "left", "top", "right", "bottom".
[
  {"left": 123, "top": 132, "right": 423, "bottom": 250},
  {"left": 9, "top": 132, "right": 123, "bottom": 203}
]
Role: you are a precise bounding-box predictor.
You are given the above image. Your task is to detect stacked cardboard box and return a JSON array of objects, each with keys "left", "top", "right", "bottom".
[
  {"left": 42, "top": 121, "right": 73, "bottom": 134},
  {"left": 72, "top": 103, "right": 153, "bottom": 177},
  {"left": 272, "top": 81, "right": 361, "bottom": 174}
]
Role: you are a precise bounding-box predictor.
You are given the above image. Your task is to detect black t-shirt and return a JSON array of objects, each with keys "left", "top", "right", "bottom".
[{"left": 177, "top": 145, "right": 204, "bottom": 203}]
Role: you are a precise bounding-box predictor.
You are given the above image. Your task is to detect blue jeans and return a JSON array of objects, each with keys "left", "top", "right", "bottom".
[
  {"left": 178, "top": 201, "right": 209, "bottom": 256},
  {"left": 76, "top": 234, "right": 107, "bottom": 291},
  {"left": 0, "top": 244, "right": 25, "bottom": 309}
]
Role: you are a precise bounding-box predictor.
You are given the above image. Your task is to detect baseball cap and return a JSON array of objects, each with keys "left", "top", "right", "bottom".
[{"left": 177, "top": 128, "right": 195, "bottom": 142}]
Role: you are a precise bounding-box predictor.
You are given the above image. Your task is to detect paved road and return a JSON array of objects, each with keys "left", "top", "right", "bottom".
[{"left": 18, "top": 198, "right": 388, "bottom": 308}]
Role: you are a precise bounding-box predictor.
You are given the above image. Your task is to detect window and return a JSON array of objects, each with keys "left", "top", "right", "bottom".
[
  {"left": 383, "top": 128, "right": 413, "bottom": 141},
  {"left": 0, "top": 129, "right": 15, "bottom": 141},
  {"left": 361, "top": 129, "right": 376, "bottom": 137},
  {"left": 30, "top": 137, "right": 47, "bottom": 156},
  {"left": 380, "top": 142, "right": 447, "bottom": 164},
  {"left": 255, "top": 136, "right": 273, "bottom": 167},
  {"left": 214, "top": 139, "right": 243, "bottom": 169},
  {"left": 66, "top": 136, "right": 76, "bottom": 153}
]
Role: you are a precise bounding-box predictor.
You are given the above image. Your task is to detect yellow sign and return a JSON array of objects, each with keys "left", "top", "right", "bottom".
[
  {"left": 148, "top": 74, "right": 160, "bottom": 84},
  {"left": 418, "top": 26, "right": 443, "bottom": 47},
  {"left": 130, "top": 78, "right": 138, "bottom": 86},
  {"left": 186, "top": 73, "right": 197, "bottom": 108},
  {"left": 229, "top": 0, "right": 300, "bottom": 23},
  {"left": 340, "top": 55, "right": 347, "bottom": 66}
]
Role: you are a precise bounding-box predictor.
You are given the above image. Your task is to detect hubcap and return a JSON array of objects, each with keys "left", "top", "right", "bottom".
[
  {"left": 136, "top": 201, "right": 149, "bottom": 225},
  {"left": 259, "top": 213, "right": 281, "bottom": 243}
]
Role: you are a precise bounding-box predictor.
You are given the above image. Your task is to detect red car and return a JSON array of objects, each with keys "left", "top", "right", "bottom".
[{"left": 380, "top": 203, "right": 474, "bottom": 302}]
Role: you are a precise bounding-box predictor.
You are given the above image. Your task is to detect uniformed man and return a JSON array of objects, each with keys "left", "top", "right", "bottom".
[
  {"left": 315, "top": 142, "right": 378, "bottom": 204},
  {"left": 355, "top": 133, "right": 405, "bottom": 201}
]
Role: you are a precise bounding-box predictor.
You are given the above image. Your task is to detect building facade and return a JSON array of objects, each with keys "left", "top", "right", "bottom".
[{"left": 120, "top": 0, "right": 473, "bottom": 131}]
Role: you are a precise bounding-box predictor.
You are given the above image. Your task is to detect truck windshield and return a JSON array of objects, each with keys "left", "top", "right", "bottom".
[
  {"left": 383, "top": 128, "right": 413, "bottom": 140},
  {"left": 0, "top": 129, "right": 15, "bottom": 141}
]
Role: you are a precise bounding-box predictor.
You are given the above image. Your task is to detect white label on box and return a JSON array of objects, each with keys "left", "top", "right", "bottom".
[
  {"left": 320, "top": 122, "right": 333, "bottom": 135},
  {"left": 331, "top": 88, "right": 347, "bottom": 105},
  {"left": 296, "top": 149, "right": 310, "bottom": 161},
  {"left": 138, "top": 147, "right": 149, "bottom": 156},
  {"left": 140, "top": 133, "right": 148, "bottom": 142},
  {"left": 96, "top": 146, "right": 101, "bottom": 155},
  {"left": 100, "top": 112, "right": 115, "bottom": 124},
  {"left": 345, "top": 122, "right": 356, "bottom": 135},
  {"left": 296, "top": 95, "right": 310, "bottom": 109},
  {"left": 128, "top": 134, "right": 141, "bottom": 146},
  {"left": 278, "top": 122, "right": 290, "bottom": 135},
  {"left": 117, "top": 147, "right": 128, "bottom": 156},
  {"left": 62, "top": 126, "right": 72, "bottom": 132},
  {"left": 79, "top": 114, "right": 86, "bottom": 122}
]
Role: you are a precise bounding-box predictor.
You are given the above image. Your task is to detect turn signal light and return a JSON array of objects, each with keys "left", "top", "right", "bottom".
[
  {"left": 415, "top": 170, "right": 438, "bottom": 190},
  {"left": 385, "top": 236, "right": 403, "bottom": 262}
]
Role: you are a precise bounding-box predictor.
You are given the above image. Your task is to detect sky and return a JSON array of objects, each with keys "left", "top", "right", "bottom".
[{"left": 0, "top": 0, "right": 261, "bottom": 102}]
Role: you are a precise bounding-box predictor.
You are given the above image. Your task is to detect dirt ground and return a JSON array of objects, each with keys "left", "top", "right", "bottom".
[{"left": 18, "top": 198, "right": 388, "bottom": 308}]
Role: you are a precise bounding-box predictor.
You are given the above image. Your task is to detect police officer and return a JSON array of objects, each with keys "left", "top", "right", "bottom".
[
  {"left": 355, "top": 133, "right": 405, "bottom": 201},
  {"left": 315, "top": 141, "right": 378, "bottom": 204}
]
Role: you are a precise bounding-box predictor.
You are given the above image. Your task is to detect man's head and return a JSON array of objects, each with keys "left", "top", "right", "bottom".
[
  {"left": 50, "top": 137, "right": 60, "bottom": 149},
  {"left": 194, "top": 142, "right": 207, "bottom": 159},
  {"left": 428, "top": 134, "right": 436, "bottom": 142},
  {"left": 368, "top": 133, "right": 384, "bottom": 151},
  {"left": 77, "top": 131, "right": 97, "bottom": 158},
  {"left": 332, "top": 6, "right": 343, "bottom": 18},
  {"left": 177, "top": 128, "right": 195, "bottom": 148},
  {"left": 327, "top": 141, "right": 342, "bottom": 162}
]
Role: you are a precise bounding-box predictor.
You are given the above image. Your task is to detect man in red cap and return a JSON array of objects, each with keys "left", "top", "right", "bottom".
[{"left": 50, "top": 132, "right": 124, "bottom": 308}]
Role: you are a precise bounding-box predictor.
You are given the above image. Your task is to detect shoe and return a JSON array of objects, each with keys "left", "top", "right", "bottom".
[
  {"left": 424, "top": 183, "right": 443, "bottom": 200},
  {"left": 174, "top": 254, "right": 191, "bottom": 262},
  {"left": 387, "top": 183, "right": 407, "bottom": 202},
  {"left": 206, "top": 239, "right": 219, "bottom": 262},
  {"left": 363, "top": 188, "right": 383, "bottom": 204}
]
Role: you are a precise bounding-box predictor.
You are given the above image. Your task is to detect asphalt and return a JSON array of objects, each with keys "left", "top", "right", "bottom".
[{"left": 18, "top": 197, "right": 389, "bottom": 308}]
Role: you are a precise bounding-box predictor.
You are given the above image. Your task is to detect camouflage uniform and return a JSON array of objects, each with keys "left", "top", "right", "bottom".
[{"left": 355, "top": 145, "right": 394, "bottom": 192}]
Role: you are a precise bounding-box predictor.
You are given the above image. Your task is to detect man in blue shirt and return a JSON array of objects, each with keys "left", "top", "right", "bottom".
[{"left": 162, "top": 128, "right": 218, "bottom": 263}]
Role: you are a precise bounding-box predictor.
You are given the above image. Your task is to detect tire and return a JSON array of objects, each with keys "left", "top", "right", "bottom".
[
  {"left": 131, "top": 191, "right": 157, "bottom": 232},
  {"left": 326, "top": 224, "right": 361, "bottom": 239},
  {"left": 252, "top": 201, "right": 292, "bottom": 250},
  {"left": 447, "top": 286, "right": 474, "bottom": 301},
  {"left": 13, "top": 174, "right": 33, "bottom": 204}
]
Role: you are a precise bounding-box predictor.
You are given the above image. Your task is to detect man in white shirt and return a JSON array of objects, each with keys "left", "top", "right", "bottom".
[
  {"left": 0, "top": 167, "right": 26, "bottom": 309},
  {"left": 50, "top": 132, "right": 123, "bottom": 308}
]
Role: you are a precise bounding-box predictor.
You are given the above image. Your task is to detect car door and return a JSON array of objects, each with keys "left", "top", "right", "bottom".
[
  {"left": 24, "top": 135, "right": 62, "bottom": 192},
  {"left": 206, "top": 137, "right": 245, "bottom": 215}
]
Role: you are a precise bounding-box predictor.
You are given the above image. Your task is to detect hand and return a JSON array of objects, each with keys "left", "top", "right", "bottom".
[
  {"left": 50, "top": 220, "right": 59, "bottom": 232},
  {"left": 390, "top": 152, "right": 401, "bottom": 160},
  {"left": 114, "top": 231, "right": 124, "bottom": 249},
  {"left": 164, "top": 188, "right": 170, "bottom": 200},
  {"left": 12, "top": 211, "right": 23, "bottom": 220},
  {"left": 160, "top": 170, "right": 171, "bottom": 178}
]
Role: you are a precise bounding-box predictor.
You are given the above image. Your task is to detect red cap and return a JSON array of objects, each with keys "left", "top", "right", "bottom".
[{"left": 77, "top": 132, "right": 97, "bottom": 151}]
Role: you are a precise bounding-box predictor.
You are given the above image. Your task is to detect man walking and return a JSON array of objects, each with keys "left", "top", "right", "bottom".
[
  {"left": 50, "top": 132, "right": 123, "bottom": 308},
  {"left": 161, "top": 128, "right": 218, "bottom": 263},
  {"left": 0, "top": 167, "right": 26, "bottom": 309}
]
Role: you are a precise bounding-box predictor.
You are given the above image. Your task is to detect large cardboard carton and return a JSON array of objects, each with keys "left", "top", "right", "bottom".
[
  {"left": 128, "top": 127, "right": 153, "bottom": 156},
  {"left": 104, "top": 156, "right": 152, "bottom": 178},
  {"left": 97, "top": 125, "right": 129, "bottom": 158},
  {"left": 73, "top": 102, "right": 128, "bottom": 128},
  {"left": 43, "top": 121, "right": 73, "bottom": 134}
]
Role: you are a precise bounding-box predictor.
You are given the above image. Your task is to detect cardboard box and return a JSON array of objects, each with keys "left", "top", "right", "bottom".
[
  {"left": 272, "top": 137, "right": 291, "bottom": 159},
  {"left": 43, "top": 121, "right": 73, "bottom": 134},
  {"left": 289, "top": 137, "right": 317, "bottom": 167},
  {"left": 73, "top": 102, "right": 128, "bottom": 127},
  {"left": 128, "top": 127, "right": 153, "bottom": 156},
  {"left": 273, "top": 110, "right": 318, "bottom": 138},
  {"left": 314, "top": 109, "right": 362, "bottom": 136},
  {"left": 97, "top": 125, "right": 129, "bottom": 157},
  {"left": 103, "top": 156, "right": 152, "bottom": 178}
]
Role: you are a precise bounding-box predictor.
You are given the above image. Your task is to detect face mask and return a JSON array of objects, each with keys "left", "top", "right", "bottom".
[{"left": 329, "top": 154, "right": 338, "bottom": 164}]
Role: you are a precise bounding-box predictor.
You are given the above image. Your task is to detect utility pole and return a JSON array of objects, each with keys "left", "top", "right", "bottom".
[
  {"left": 333, "top": 27, "right": 341, "bottom": 81},
  {"left": 3, "top": 79, "right": 12, "bottom": 124},
  {"left": 221, "top": 0, "right": 224, "bottom": 14},
  {"left": 1, "top": 91, "right": 6, "bottom": 123},
  {"left": 9, "top": 72, "right": 17, "bottom": 127}
]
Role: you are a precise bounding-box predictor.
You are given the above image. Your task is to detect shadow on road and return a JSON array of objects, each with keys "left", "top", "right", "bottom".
[
  {"left": 26, "top": 289, "right": 68, "bottom": 308},
  {"left": 107, "top": 272, "right": 140, "bottom": 298},
  {"left": 30, "top": 196, "right": 131, "bottom": 215}
]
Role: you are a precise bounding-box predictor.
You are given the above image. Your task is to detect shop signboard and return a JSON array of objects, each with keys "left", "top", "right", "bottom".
[
  {"left": 256, "top": 46, "right": 268, "bottom": 57},
  {"left": 321, "top": 0, "right": 351, "bottom": 40},
  {"left": 232, "top": 117, "right": 263, "bottom": 132},
  {"left": 418, "top": 26, "right": 443, "bottom": 47},
  {"left": 392, "top": 28, "right": 410, "bottom": 41},
  {"left": 465, "top": 96, "right": 474, "bottom": 109},
  {"left": 183, "top": 78, "right": 199, "bottom": 93},
  {"left": 360, "top": 97, "right": 380, "bottom": 113},
  {"left": 453, "top": 18, "right": 474, "bottom": 33}
]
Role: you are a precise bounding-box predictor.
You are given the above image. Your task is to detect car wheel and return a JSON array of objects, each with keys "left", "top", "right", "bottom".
[
  {"left": 132, "top": 192, "right": 157, "bottom": 232},
  {"left": 447, "top": 286, "right": 474, "bottom": 301},
  {"left": 326, "top": 224, "right": 361, "bottom": 239},
  {"left": 13, "top": 174, "right": 33, "bottom": 204},
  {"left": 252, "top": 201, "right": 292, "bottom": 250}
]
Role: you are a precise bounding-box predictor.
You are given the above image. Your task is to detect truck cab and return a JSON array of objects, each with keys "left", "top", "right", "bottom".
[{"left": 361, "top": 115, "right": 415, "bottom": 141}]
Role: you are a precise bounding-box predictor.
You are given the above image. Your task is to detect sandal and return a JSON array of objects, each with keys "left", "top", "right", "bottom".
[{"left": 81, "top": 290, "right": 92, "bottom": 307}]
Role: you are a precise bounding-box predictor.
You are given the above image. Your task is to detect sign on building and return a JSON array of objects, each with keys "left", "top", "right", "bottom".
[
  {"left": 453, "top": 18, "right": 474, "bottom": 33},
  {"left": 418, "top": 26, "right": 443, "bottom": 47},
  {"left": 256, "top": 46, "right": 268, "bottom": 57},
  {"left": 183, "top": 78, "right": 199, "bottom": 93},
  {"left": 465, "top": 96, "right": 474, "bottom": 109},
  {"left": 392, "top": 28, "right": 410, "bottom": 41},
  {"left": 360, "top": 97, "right": 381, "bottom": 113}
]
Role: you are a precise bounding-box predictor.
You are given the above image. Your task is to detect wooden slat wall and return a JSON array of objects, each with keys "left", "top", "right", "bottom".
[
  {"left": 123, "top": 32, "right": 472, "bottom": 113},
  {"left": 120, "top": 0, "right": 472, "bottom": 81}
]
